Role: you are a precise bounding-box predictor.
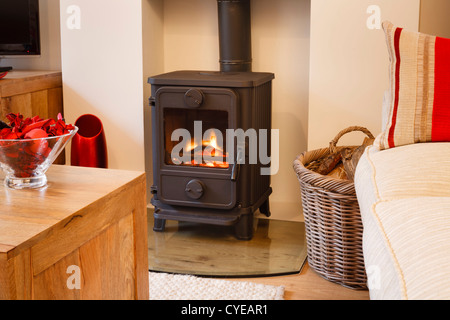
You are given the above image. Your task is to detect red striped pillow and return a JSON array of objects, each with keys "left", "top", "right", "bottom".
[{"left": 375, "top": 21, "right": 450, "bottom": 150}]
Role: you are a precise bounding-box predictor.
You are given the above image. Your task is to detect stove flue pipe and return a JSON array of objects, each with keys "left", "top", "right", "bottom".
[{"left": 217, "top": 0, "right": 252, "bottom": 72}]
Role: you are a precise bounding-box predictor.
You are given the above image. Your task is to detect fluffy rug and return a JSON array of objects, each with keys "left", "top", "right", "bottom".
[{"left": 149, "top": 272, "right": 285, "bottom": 300}]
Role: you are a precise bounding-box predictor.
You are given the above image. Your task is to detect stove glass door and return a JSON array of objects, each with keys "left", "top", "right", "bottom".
[
  {"left": 164, "top": 108, "right": 229, "bottom": 169},
  {"left": 154, "top": 87, "right": 237, "bottom": 210}
]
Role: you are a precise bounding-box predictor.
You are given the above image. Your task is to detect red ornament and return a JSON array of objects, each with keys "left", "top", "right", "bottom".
[{"left": 71, "top": 114, "right": 108, "bottom": 168}]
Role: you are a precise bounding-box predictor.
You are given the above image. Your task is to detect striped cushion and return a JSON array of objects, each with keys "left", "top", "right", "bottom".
[{"left": 375, "top": 21, "right": 450, "bottom": 150}]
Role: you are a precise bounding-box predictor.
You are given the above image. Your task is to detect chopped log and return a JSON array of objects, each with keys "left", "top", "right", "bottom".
[
  {"left": 327, "top": 163, "right": 348, "bottom": 180},
  {"left": 342, "top": 137, "right": 374, "bottom": 181},
  {"left": 316, "top": 152, "right": 342, "bottom": 175}
]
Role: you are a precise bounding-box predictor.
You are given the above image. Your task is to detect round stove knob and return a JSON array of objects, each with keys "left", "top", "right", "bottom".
[
  {"left": 184, "top": 89, "right": 204, "bottom": 108},
  {"left": 185, "top": 179, "right": 205, "bottom": 200}
]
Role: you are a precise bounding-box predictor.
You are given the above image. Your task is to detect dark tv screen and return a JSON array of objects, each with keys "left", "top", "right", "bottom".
[{"left": 0, "top": 0, "right": 40, "bottom": 55}]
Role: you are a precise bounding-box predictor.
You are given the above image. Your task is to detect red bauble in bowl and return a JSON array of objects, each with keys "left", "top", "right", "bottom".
[{"left": 0, "top": 113, "right": 77, "bottom": 189}]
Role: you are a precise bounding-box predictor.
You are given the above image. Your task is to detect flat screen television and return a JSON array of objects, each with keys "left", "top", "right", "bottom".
[{"left": 0, "top": 0, "right": 41, "bottom": 56}]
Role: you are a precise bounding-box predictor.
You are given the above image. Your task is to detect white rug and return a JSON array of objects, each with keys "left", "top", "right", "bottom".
[{"left": 149, "top": 272, "right": 285, "bottom": 300}]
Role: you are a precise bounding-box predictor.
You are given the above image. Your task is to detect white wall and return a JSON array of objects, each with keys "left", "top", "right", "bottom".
[
  {"left": 159, "top": 0, "right": 311, "bottom": 220},
  {"left": 162, "top": 0, "right": 218, "bottom": 72},
  {"left": 308, "top": 0, "right": 420, "bottom": 150},
  {"left": 1, "top": 0, "right": 61, "bottom": 71},
  {"left": 60, "top": 0, "right": 145, "bottom": 172}
]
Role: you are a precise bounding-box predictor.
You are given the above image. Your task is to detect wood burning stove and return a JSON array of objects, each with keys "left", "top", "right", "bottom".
[{"left": 146, "top": 0, "right": 275, "bottom": 240}]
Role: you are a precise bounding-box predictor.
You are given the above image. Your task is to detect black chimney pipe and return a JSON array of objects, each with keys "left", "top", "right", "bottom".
[{"left": 217, "top": 0, "right": 252, "bottom": 72}]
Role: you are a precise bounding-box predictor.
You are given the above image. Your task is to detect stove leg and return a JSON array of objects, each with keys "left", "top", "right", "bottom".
[
  {"left": 234, "top": 213, "right": 254, "bottom": 240},
  {"left": 259, "top": 199, "right": 271, "bottom": 217},
  {"left": 153, "top": 218, "right": 166, "bottom": 232}
]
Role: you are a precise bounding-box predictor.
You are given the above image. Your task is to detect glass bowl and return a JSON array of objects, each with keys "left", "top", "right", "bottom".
[{"left": 0, "top": 127, "right": 78, "bottom": 189}]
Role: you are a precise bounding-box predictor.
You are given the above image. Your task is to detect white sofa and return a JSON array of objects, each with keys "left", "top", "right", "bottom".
[
  {"left": 353, "top": 20, "right": 450, "bottom": 299},
  {"left": 355, "top": 142, "right": 450, "bottom": 299}
]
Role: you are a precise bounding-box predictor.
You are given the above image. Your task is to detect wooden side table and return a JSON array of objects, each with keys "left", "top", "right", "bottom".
[{"left": 0, "top": 165, "right": 148, "bottom": 300}]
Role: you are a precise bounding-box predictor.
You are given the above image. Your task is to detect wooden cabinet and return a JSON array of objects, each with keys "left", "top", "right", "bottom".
[
  {"left": 0, "top": 71, "right": 65, "bottom": 164},
  {"left": 0, "top": 165, "right": 149, "bottom": 300},
  {"left": 0, "top": 71, "right": 63, "bottom": 121}
]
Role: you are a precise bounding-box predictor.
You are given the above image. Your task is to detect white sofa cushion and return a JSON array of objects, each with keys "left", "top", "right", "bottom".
[{"left": 355, "top": 143, "right": 450, "bottom": 299}]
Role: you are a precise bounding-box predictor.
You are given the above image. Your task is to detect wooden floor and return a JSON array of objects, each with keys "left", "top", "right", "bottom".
[
  {"left": 225, "top": 263, "right": 370, "bottom": 300},
  {"left": 224, "top": 215, "right": 371, "bottom": 300}
]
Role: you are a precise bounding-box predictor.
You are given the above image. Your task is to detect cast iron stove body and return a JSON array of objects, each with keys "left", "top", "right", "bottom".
[{"left": 149, "top": 71, "right": 274, "bottom": 240}]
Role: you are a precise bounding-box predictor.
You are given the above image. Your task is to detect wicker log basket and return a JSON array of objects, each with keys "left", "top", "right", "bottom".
[{"left": 293, "top": 126, "right": 375, "bottom": 290}]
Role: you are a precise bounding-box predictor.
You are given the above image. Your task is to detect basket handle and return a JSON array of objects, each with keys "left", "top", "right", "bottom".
[{"left": 329, "top": 126, "right": 375, "bottom": 154}]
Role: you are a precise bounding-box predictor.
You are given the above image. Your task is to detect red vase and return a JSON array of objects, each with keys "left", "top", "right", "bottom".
[{"left": 71, "top": 114, "right": 108, "bottom": 168}]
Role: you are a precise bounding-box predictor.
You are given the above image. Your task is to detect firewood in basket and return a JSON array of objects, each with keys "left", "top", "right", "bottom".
[
  {"left": 327, "top": 163, "right": 348, "bottom": 180},
  {"left": 306, "top": 160, "right": 320, "bottom": 171},
  {"left": 341, "top": 138, "right": 374, "bottom": 181},
  {"left": 340, "top": 147, "right": 354, "bottom": 161},
  {"left": 316, "top": 152, "right": 342, "bottom": 175}
]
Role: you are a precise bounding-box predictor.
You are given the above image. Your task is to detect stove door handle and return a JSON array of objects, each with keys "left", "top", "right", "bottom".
[
  {"left": 231, "top": 162, "right": 240, "bottom": 181},
  {"left": 231, "top": 149, "right": 243, "bottom": 181}
]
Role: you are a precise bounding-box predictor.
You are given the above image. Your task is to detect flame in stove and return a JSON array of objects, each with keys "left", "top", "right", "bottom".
[
  {"left": 172, "top": 132, "right": 229, "bottom": 168},
  {"left": 204, "top": 133, "right": 219, "bottom": 149},
  {"left": 202, "top": 132, "right": 228, "bottom": 168}
]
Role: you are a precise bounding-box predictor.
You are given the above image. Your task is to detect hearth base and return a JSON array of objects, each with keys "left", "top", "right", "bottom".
[{"left": 152, "top": 188, "right": 272, "bottom": 240}]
